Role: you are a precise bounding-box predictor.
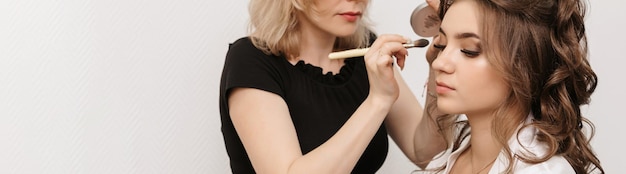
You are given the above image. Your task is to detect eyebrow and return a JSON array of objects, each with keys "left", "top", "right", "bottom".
[{"left": 439, "top": 28, "right": 481, "bottom": 40}]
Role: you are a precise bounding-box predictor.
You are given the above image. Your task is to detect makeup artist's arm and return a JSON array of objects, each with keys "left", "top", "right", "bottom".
[
  {"left": 228, "top": 35, "right": 409, "bottom": 174},
  {"left": 384, "top": 65, "right": 446, "bottom": 169},
  {"left": 386, "top": 0, "right": 446, "bottom": 165}
]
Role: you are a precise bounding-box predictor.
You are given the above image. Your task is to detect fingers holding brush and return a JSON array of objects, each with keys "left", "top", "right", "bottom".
[
  {"left": 363, "top": 34, "right": 412, "bottom": 102},
  {"left": 366, "top": 34, "right": 410, "bottom": 70}
]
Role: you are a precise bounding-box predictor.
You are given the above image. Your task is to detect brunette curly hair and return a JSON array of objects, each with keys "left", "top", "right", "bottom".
[{"left": 427, "top": 0, "right": 604, "bottom": 173}]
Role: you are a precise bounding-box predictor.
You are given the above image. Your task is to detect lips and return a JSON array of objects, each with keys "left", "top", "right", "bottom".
[
  {"left": 339, "top": 11, "right": 361, "bottom": 22},
  {"left": 339, "top": 12, "right": 362, "bottom": 16},
  {"left": 435, "top": 81, "right": 455, "bottom": 94}
]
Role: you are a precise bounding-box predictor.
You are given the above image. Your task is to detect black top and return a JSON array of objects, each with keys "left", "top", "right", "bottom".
[{"left": 219, "top": 37, "right": 388, "bottom": 174}]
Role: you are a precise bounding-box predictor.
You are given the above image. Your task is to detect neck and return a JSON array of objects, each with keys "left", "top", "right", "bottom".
[
  {"left": 469, "top": 148, "right": 498, "bottom": 174},
  {"left": 466, "top": 112, "right": 500, "bottom": 173},
  {"left": 298, "top": 28, "right": 336, "bottom": 63},
  {"left": 295, "top": 13, "right": 343, "bottom": 74}
]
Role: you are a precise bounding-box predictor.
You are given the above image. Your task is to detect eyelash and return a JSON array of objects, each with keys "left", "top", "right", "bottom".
[
  {"left": 461, "top": 49, "right": 480, "bottom": 57},
  {"left": 432, "top": 44, "right": 481, "bottom": 58},
  {"left": 433, "top": 44, "right": 446, "bottom": 50}
]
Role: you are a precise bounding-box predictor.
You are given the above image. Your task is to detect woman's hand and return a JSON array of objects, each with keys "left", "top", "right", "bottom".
[
  {"left": 426, "top": 0, "right": 440, "bottom": 11},
  {"left": 364, "top": 34, "right": 410, "bottom": 104}
]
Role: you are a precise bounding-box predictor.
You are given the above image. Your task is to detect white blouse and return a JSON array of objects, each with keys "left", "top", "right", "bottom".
[{"left": 414, "top": 115, "right": 575, "bottom": 174}]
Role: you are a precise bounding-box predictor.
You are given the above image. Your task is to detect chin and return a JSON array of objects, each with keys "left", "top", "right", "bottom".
[
  {"left": 437, "top": 107, "right": 459, "bottom": 115},
  {"left": 332, "top": 26, "right": 358, "bottom": 37},
  {"left": 334, "top": 31, "right": 357, "bottom": 37},
  {"left": 436, "top": 101, "right": 462, "bottom": 115}
]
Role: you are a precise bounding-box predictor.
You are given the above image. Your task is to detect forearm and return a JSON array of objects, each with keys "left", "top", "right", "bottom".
[
  {"left": 412, "top": 110, "right": 446, "bottom": 169},
  {"left": 384, "top": 72, "right": 422, "bottom": 162},
  {"left": 412, "top": 69, "right": 446, "bottom": 169},
  {"left": 232, "top": 89, "right": 391, "bottom": 174},
  {"left": 234, "top": 92, "right": 394, "bottom": 174},
  {"left": 386, "top": 69, "right": 447, "bottom": 168}
]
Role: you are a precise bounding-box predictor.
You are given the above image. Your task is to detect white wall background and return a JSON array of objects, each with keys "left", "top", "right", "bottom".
[{"left": 0, "top": 0, "right": 623, "bottom": 173}]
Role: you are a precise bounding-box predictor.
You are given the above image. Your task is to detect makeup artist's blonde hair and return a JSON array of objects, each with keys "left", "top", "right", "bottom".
[{"left": 247, "top": 0, "right": 372, "bottom": 59}]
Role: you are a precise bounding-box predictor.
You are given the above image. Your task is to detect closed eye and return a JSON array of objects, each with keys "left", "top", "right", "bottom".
[
  {"left": 461, "top": 49, "right": 480, "bottom": 57},
  {"left": 433, "top": 44, "right": 446, "bottom": 50}
]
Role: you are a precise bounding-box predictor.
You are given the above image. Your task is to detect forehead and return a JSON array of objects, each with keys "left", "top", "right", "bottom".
[{"left": 441, "top": 0, "right": 481, "bottom": 35}]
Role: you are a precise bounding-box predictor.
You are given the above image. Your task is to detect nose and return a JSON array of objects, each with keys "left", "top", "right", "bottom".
[{"left": 431, "top": 48, "right": 454, "bottom": 74}]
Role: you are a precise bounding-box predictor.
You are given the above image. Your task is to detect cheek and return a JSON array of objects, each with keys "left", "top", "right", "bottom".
[
  {"left": 313, "top": 0, "right": 338, "bottom": 14},
  {"left": 470, "top": 80, "right": 508, "bottom": 106},
  {"left": 452, "top": 60, "right": 509, "bottom": 113},
  {"left": 461, "top": 69, "right": 508, "bottom": 109},
  {"left": 359, "top": 1, "right": 368, "bottom": 10}
]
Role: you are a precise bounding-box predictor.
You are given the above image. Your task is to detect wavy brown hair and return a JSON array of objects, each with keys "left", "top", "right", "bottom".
[
  {"left": 247, "top": 0, "right": 372, "bottom": 59},
  {"left": 428, "top": 0, "right": 604, "bottom": 173}
]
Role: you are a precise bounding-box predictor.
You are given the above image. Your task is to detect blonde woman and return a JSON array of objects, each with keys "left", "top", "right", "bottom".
[{"left": 219, "top": 0, "right": 444, "bottom": 173}]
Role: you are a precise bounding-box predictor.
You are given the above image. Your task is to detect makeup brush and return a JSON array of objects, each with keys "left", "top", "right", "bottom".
[{"left": 328, "top": 39, "right": 430, "bottom": 59}]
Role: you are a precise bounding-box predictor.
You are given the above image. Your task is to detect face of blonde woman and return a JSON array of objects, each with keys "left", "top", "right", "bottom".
[
  {"left": 431, "top": 0, "right": 509, "bottom": 117},
  {"left": 299, "top": 0, "right": 368, "bottom": 37}
]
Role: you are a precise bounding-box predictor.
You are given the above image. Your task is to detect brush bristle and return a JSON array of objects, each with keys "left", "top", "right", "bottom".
[{"left": 414, "top": 39, "right": 430, "bottom": 47}]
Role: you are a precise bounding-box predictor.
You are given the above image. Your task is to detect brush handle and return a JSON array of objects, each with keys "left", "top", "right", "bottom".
[
  {"left": 328, "top": 39, "right": 428, "bottom": 59},
  {"left": 328, "top": 48, "right": 369, "bottom": 60},
  {"left": 327, "top": 44, "right": 419, "bottom": 59}
]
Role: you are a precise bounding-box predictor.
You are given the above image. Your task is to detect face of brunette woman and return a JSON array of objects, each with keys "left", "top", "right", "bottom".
[
  {"left": 431, "top": 0, "right": 509, "bottom": 117},
  {"left": 299, "top": 0, "right": 368, "bottom": 37}
]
